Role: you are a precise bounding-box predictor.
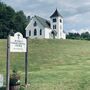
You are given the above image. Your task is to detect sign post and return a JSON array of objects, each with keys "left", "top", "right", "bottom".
[
  {"left": 6, "top": 35, "right": 10, "bottom": 90},
  {"left": 6, "top": 32, "right": 27, "bottom": 90},
  {"left": 25, "top": 37, "right": 28, "bottom": 85}
]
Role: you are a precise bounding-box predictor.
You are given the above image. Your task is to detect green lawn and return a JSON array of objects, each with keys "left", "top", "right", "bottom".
[{"left": 1, "top": 39, "right": 90, "bottom": 90}]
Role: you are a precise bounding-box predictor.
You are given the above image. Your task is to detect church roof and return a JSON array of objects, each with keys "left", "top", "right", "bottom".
[
  {"left": 50, "top": 9, "right": 63, "bottom": 18},
  {"left": 35, "top": 15, "right": 51, "bottom": 28}
]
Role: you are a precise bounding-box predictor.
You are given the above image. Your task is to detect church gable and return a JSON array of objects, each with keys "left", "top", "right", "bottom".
[{"left": 26, "top": 15, "right": 51, "bottom": 31}]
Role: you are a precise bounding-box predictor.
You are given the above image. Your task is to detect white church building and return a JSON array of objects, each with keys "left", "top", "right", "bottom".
[{"left": 25, "top": 9, "right": 66, "bottom": 39}]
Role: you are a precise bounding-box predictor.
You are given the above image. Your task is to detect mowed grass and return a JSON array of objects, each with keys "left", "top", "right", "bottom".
[{"left": 1, "top": 39, "right": 90, "bottom": 90}]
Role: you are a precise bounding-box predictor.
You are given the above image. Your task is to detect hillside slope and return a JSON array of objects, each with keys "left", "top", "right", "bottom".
[{"left": 1, "top": 39, "right": 90, "bottom": 90}]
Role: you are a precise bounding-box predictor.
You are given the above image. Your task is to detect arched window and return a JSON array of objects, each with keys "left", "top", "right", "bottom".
[
  {"left": 29, "top": 30, "right": 31, "bottom": 36},
  {"left": 60, "top": 19, "right": 62, "bottom": 23},
  {"left": 34, "top": 29, "right": 37, "bottom": 36},
  {"left": 33, "top": 21, "right": 37, "bottom": 26},
  {"left": 40, "top": 29, "right": 42, "bottom": 35}
]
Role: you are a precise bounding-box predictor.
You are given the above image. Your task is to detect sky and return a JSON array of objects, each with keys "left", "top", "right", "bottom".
[{"left": 2, "top": 0, "right": 90, "bottom": 33}]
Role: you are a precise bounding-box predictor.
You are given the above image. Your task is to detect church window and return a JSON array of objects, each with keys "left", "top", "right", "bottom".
[
  {"left": 29, "top": 30, "right": 31, "bottom": 36},
  {"left": 34, "top": 29, "right": 37, "bottom": 36},
  {"left": 40, "top": 29, "right": 42, "bottom": 35},
  {"left": 33, "top": 21, "right": 37, "bottom": 26},
  {"left": 53, "top": 18, "right": 56, "bottom": 22},
  {"left": 53, "top": 25, "right": 56, "bottom": 29},
  {"left": 60, "top": 19, "right": 62, "bottom": 23}
]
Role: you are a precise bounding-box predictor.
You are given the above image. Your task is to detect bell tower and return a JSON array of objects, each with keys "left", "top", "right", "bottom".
[{"left": 50, "top": 9, "right": 64, "bottom": 39}]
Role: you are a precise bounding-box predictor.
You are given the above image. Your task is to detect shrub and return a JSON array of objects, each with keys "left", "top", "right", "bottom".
[{"left": 9, "top": 70, "right": 20, "bottom": 86}]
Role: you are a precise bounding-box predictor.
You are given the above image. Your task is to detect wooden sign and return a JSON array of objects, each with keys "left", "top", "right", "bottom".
[{"left": 10, "top": 32, "right": 26, "bottom": 52}]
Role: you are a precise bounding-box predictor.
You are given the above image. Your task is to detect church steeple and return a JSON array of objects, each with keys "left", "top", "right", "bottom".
[
  {"left": 50, "top": 9, "right": 62, "bottom": 18},
  {"left": 50, "top": 9, "right": 65, "bottom": 39}
]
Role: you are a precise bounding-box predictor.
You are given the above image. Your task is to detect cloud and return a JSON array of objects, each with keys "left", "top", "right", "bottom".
[
  {"left": 2, "top": 0, "right": 90, "bottom": 32},
  {"left": 65, "top": 14, "right": 87, "bottom": 25},
  {"left": 37, "top": 0, "right": 56, "bottom": 4},
  {"left": 65, "top": 15, "right": 81, "bottom": 24},
  {"left": 69, "top": 29, "right": 90, "bottom": 34},
  {"left": 3, "top": 0, "right": 90, "bottom": 17}
]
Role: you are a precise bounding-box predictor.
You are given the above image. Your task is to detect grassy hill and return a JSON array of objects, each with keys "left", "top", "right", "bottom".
[{"left": 1, "top": 39, "right": 90, "bottom": 90}]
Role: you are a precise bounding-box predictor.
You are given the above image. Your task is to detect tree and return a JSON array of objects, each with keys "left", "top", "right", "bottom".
[
  {"left": 13, "top": 11, "right": 27, "bottom": 37},
  {"left": 66, "top": 32, "right": 90, "bottom": 40},
  {"left": 0, "top": 2, "right": 27, "bottom": 39},
  {"left": 81, "top": 32, "right": 90, "bottom": 40}
]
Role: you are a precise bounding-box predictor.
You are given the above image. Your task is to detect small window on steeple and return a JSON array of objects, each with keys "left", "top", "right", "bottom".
[
  {"left": 53, "top": 25, "right": 56, "bottom": 29},
  {"left": 60, "top": 19, "right": 62, "bottom": 23},
  {"left": 53, "top": 18, "right": 56, "bottom": 22}
]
